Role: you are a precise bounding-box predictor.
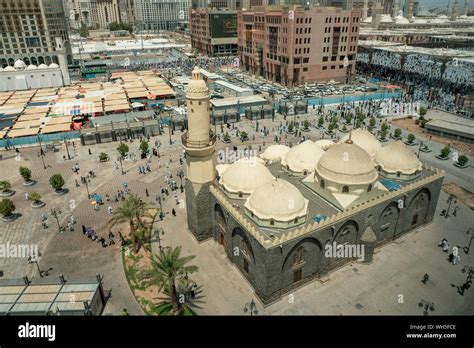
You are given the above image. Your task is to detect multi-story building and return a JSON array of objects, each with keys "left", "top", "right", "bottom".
[
  {"left": 0, "top": 0, "right": 73, "bottom": 71},
  {"left": 91, "top": 0, "right": 121, "bottom": 28},
  {"left": 238, "top": 5, "right": 361, "bottom": 86},
  {"left": 63, "top": 0, "right": 93, "bottom": 29},
  {"left": 134, "top": 0, "right": 189, "bottom": 31},
  {"left": 191, "top": 0, "right": 238, "bottom": 9},
  {"left": 190, "top": 8, "right": 238, "bottom": 56}
]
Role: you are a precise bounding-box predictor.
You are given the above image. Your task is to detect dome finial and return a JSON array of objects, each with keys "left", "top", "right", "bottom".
[
  {"left": 192, "top": 66, "right": 201, "bottom": 80},
  {"left": 345, "top": 131, "right": 353, "bottom": 144}
]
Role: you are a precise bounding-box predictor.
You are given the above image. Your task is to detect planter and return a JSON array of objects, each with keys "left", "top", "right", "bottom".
[
  {"left": 454, "top": 163, "right": 468, "bottom": 169},
  {"left": 378, "top": 138, "right": 389, "bottom": 143},
  {"left": 435, "top": 155, "right": 449, "bottom": 160},
  {"left": 420, "top": 148, "right": 432, "bottom": 153},
  {"left": 22, "top": 180, "right": 36, "bottom": 187},
  {"left": 31, "top": 201, "right": 46, "bottom": 209},
  {"left": 1, "top": 214, "right": 17, "bottom": 222},
  {"left": 0, "top": 190, "right": 15, "bottom": 197},
  {"left": 222, "top": 139, "right": 232, "bottom": 144},
  {"left": 99, "top": 158, "right": 109, "bottom": 163},
  {"left": 53, "top": 188, "right": 66, "bottom": 196},
  {"left": 302, "top": 128, "right": 310, "bottom": 132},
  {"left": 404, "top": 141, "right": 417, "bottom": 146}
]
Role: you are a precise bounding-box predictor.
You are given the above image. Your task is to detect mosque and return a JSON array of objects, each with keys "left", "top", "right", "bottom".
[{"left": 182, "top": 67, "right": 444, "bottom": 305}]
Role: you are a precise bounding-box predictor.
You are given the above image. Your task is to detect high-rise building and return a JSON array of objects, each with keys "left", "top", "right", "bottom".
[
  {"left": 0, "top": 0, "right": 73, "bottom": 71},
  {"left": 191, "top": 0, "right": 238, "bottom": 9},
  {"left": 190, "top": 8, "right": 238, "bottom": 56},
  {"left": 64, "top": 0, "right": 93, "bottom": 29},
  {"left": 238, "top": 5, "right": 361, "bottom": 87},
  {"left": 134, "top": 0, "right": 189, "bottom": 31},
  {"left": 91, "top": 0, "right": 122, "bottom": 28}
]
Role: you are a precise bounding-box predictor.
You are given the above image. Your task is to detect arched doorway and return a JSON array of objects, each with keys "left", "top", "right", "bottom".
[
  {"left": 328, "top": 220, "right": 359, "bottom": 269},
  {"left": 214, "top": 204, "right": 226, "bottom": 248},
  {"left": 405, "top": 189, "right": 431, "bottom": 232},
  {"left": 282, "top": 237, "right": 323, "bottom": 291},
  {"left": 377, "top": 202, "right": 400, "bottom": 245},
  {"left": 38, "top": 56, "right": 45, "bottom": 65},
  {"left": 45, "top": 56, "right": 52, "bottom": 65},
  {"left": 52, "top": 55, "right": 59, "bottom": 64},
  {"left": 231, "top": 227, "right": 255, "bottom": 276},
  {"left": 30, "top": 57, "right": 38, "bottom": 65}
]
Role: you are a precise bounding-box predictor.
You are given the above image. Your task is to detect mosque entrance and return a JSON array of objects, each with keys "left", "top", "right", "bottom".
[{"left": 215, "top": 204, "right": 227, "bottom": 253}]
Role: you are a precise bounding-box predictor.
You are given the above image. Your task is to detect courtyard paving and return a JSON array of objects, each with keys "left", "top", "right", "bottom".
[{"left": 0, "top": 109, "right": 472, "bottom": 315}]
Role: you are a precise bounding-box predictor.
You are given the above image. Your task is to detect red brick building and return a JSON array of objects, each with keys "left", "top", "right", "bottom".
[{"left": 238, "top": 5, "right": 362, "bottom": 86}]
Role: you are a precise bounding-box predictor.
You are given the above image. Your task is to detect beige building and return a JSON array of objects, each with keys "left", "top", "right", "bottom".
[
  {"left": 238, "top": 5, "right": 362, "bottom": 87},
  {"left": 91, "top": 0, "right": 121, "bottom": 28}
]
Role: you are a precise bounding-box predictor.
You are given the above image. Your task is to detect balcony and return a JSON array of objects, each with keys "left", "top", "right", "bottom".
[{"left": 182, "top": 130, "right": 216, "bottom": 149}]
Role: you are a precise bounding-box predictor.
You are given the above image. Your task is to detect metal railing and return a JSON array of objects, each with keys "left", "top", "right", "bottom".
[{"left": 181, "top": 130, "right": 216, "bottom": 149}]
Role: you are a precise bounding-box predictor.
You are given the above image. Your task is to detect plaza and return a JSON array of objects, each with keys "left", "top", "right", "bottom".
[{"left": 0, "top": 94, "right": 472, "bottom": 314}]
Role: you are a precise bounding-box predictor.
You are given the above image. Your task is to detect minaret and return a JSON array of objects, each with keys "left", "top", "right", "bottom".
[
  {"left": 464, "top": 0, "right": 469, "bottom": 15},
  {"left": 362, "top": 0, "right": 369, "bottom": 20},
  {"left": 407, "top": 0, "right": 414, "bottom": 21},
  {"left": 182, "top": 67, "right": 217, "bottom": 241}
]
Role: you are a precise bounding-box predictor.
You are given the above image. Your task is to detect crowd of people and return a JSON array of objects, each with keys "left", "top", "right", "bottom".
[{"left": 357, "top": 50, "right": 473, "bottom": 115}]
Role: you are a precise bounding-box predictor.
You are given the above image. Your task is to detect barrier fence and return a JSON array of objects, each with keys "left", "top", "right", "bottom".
[{"left": 0, "top": 131, "right": 80, "bottom": 149}]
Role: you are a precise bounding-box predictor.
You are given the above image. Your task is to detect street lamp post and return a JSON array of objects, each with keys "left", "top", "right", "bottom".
[
  {"left": 243, "top": 299, "right": 258, "bottom": 316},
  {"left": 154, "top": 229, "right": 165, "bottom": 251},
  {"left": 64, "top": 136, "right": 71, "bottom": 160},
  {"left": 444, "top": 195, "right": 456, "bottom": 218},
  {"left": 81, "top": 176, "right": 91, "bottom": 198},
  {"left": 37, "top": 136, "right": 47, "bottom": 169},
  {"left": 464, "top": 228, "right": 474, "bottom": 254},
  {"left": 51, "top": 208, "right": 64, "bottom": 232}
]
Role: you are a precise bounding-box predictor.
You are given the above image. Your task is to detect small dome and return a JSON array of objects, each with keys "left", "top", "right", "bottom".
[
  {"left": 245, "top": 178, "right": 308, "bottom": 222},
  {"left": 38, "top": 64, "right": 49, "bottom": 69},
  {"left": 317, "top": 141, "right": 378, "bottom": 185},
  {"left": 260, "top": 144, "right": 290, "bottom": 162},
  {"left": 374, "top": 141, "right": 422, "bottom": 175},
  {"left": 341, "top": 129, "right": 382, "bottom": 157},
  {"left": 4, "top": 66, "right": 15, "bottom": 72},
  {"left": 26, "top": 64, "right": 38, "bottom": 70},
  {"left": 395, "top": 15, "right": 410, "bottom": 24},
  {"left": 48, "top": 63, "right": 59, "bottom": 69},
  {"left": 187, "top": 66, "right": 208, "bottom": 97},
  {"left": 314, "top": 139, "right": 335, "bottom": 151},
  {"left": 220, "top": 159, "right": 274, "bottom": 194},
  {"left": 380, "top": 14, "right": 393, "bottom": 23},
  {"left": 14, "top": 59, "right": 26, "bottom": 69},
  {"left": 281, "top": 140, "right": 325, "bottom": 173}
]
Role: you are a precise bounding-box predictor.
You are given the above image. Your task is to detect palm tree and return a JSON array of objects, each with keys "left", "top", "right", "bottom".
[
  {"left": 109, "top": 194, "right": 153, "bottom": 252},
  {"left": 145, "top": 246, "right": 198, "bottom": 315}
]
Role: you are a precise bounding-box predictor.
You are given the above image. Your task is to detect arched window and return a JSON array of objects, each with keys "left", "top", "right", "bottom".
[
  {"left": 342, "top": 185, "right": 349, "bottom": 193},
  {"left": 294, "top": 217, "right": 298, "bottom": 224},
  {"left": 303, "top": 170, "right": 308, "bottom": 175},
  {"left": 238, "top": 192, "right": 243, "bottom": 198},
  {"left": 320, "top": 179, "right": 325, "bottom": 189},
  {"left": 367, "top": 184, "right": 372, "bottom": 192},
  {"left": 292, "top": 246, "right": 305, "bottom": 266},
  {"left": 377, "top": 165, "right": 382, "bottom": 171},
  {"left": 198, "top": 101, "right": 201, "bottom": 105},
  {"left": 397, "top": 171, "right": 401, "bottom": 177},
  {"left": 270, "top": 219, "right": 275, "bottom": 226},
  {"left": 190, "top": 101, "right": 193, "bottom": 105}
]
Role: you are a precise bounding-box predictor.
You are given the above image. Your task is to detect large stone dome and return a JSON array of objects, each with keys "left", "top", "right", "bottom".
[
  {"left": 374, "top": 141, "right": 422, "bottom": 175},
  {"left": 260, "top": 144, "right": 290, "bottom": 162},
  {"left": 14, "top": 59, "right": 26, "bottom": 69},
  {"left": 317, "top": 141, "right": 378, "bottom": 185},
  {"left": 245, "top": 178, "right": 308, "bottom": 221},
  {"left": 341, "top": 128, "right": 382, "bottom": 157},
  {"left": 281, "top": 140, "right": 325, "bottom": 173},
  {"left": 220, "top": 159, "right": 274, "bottom": 194},
  {"left": 187, "top": 66, "right": 208, "bottom": 97}
]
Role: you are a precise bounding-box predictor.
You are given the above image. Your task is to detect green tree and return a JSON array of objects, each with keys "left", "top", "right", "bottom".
[
  {"left": 369, "top": 117, "right": 376, "bottom": 128},
  {"left": 109, "top": 194, "right": 153, "bottom": 253},
  {"left": 240, "top": 131, "right": 248, "bottom": 140},
  {"left": 117, "top": 143, "right": 129, "bottom": 157},
  {"left": 0, "top": 199, "right": 15, "bottom": 218},
  {"left": 0, "top": 181, "right": 12, "bottom": 193},
  {"left": 318, "top": 116, "right": 324, "bottom": 128},
  {"left": 79, "top": 22, "right": 89, "bottom": 38},
  {"left": 144, "top": 246, "right": 199, "bottom": 316},
  {"left": 288, "top": 123, "right": 294, "bottom": 133},
  {"left": 345, "top": 114, "right": 352, "bottom": 124},
  {"left": 49, "top": 174, "right": 65, "bottom": 192},
  {"left": 328, "top": 123, "right": 335, "bottom": 133},
  {"left": 109, "top": 21, "right": 133, "bottom": 33},
  {"left": 99, "top": 152, "right": 109, "bottom": 161},
  {"left": 419, "top": 107, "right": 427, "bottom": 116},
  {"left": 30, "top": 192, "right": 42, "bottom": 204},
  {"left": 303, "top": 120, "right": 310, "bottom": 130},
  {"left": 440, "top": 146, "right": 450, "bottom": 158},
  {"left": 380, "top": 129, "right": 388, "bottom": 140},
  {"left": 342, "top": 124, "right": 347, "bottom": 132},
  {"left": 407, "top": 134, "right": 416, "bottom": 144},
  {"left": 139, "top": 140, "right": 149, "bottom": 155},
  {"left": 19, "top": 167, "right": 32, "bottom": 182},
  {"left": 394, "top": 128, "right": 402, "bottom": 138},
  {"left": 223, "top": 132, "right": 231, "bottom": 142},
  {"left": 381, "top": 123, "right": 389, "bottom": 133},
  {"left": 457, "top": 155, "right": 468, "bottom": 167}
]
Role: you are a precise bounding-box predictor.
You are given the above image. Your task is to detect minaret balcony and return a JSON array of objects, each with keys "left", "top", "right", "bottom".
[{"left": 182, "top": 130, "right": 217, "bottom": 156}]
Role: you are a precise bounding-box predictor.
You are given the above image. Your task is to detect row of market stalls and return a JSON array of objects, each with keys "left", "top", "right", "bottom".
[{"left": 0, "top": 70, "right": 177, "bottom": 143}]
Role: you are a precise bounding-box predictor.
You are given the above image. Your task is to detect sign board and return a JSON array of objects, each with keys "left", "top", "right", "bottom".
[{"left": 210, "top": 13, "right": 238, "bottom": 38}]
